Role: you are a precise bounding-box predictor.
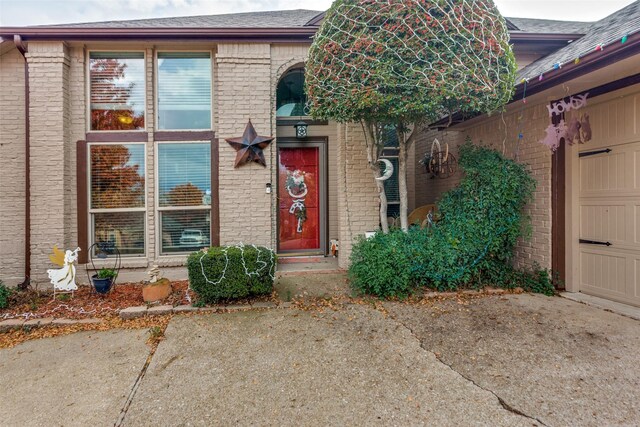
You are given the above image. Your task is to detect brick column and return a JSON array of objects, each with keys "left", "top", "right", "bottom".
[
  {"left": 26, "top": 42, "right": 70, "bottom": 284},
  {"left": 336, "top": 123, "right": 379, "bottom": 268},
  {"left": 215, "top": 44, "right": 273, "bottom": 248},
  {"left": 0, "top": 47, "right": 27, "bottom": 285}
]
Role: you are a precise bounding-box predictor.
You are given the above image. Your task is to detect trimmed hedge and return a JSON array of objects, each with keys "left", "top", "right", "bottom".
[{"left": 187, "top": 244, "right": 276, "bottom": 304}]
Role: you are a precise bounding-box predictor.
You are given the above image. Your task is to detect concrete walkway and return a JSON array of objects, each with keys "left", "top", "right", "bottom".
[
  {"left": 0, "top": 294, "right": 638, "bottom": 426},
  {"left": 385, "top": 294, "right": 640, "bottom": 426},
  {"left": 0, "top": 329, "right": 149, "bottom": 427}
]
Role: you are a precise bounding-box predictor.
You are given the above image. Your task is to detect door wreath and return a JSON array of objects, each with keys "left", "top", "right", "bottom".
[{"left": 286, "top": 170, "right": 308, "bottom": 233}]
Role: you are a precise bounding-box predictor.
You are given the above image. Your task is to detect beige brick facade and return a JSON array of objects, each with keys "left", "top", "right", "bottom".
[
  {"left": 217, "top": 43, "right": 273, "bottom": 248},
  {"left": 26, "top": 42, "right": 71, "bottom": 283},
  {"left": 0, "top": 46, "right": 26, "bottom": 285},
  {"left": 0, "top": 37, "right": 554, "bottom": 284},
  {"left": 336, "top": 124, "right": 381, "bottom": 268}
]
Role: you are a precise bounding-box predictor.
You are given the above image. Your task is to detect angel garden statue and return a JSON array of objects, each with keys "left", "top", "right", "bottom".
[{"left": 47, "top": 246, "right": 81, "bottom": 292}]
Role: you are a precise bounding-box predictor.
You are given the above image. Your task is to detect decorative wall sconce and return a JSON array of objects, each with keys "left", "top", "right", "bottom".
[{"left": 294, "top": 121, "right": 308, "bottom": 139}]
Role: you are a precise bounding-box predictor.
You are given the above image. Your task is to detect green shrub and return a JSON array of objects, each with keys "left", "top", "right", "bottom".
[
  {"left": 349, "top": 141, "right": 554, "bottom": 297},
  {"left": 349, "top": 229, "right": 428, "bottom": 298},
  {"left": 414, "top": 141, "right": 536, "bottom": 289},
  {"left": 472, "top": 260, "right": 555, "bottom": 296},
  {"left": 187, "top": 245, "right": 276, "bottom": 304},
  {"left": 0, "top": 280, "right": 10, "bottom": 309}
]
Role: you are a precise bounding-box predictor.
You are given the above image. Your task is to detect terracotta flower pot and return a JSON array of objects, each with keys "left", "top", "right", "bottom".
[{"left": 142, "top": 278, "right": 172, "bottom": 303}]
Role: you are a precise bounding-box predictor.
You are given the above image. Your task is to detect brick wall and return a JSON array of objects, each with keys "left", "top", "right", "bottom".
[
  {"left": 216, "top": 43, "right": 273, "bottom": 248},
  {"left": 336, "top": 123, "right": 381, "bottom": 268},
  {"left": 1, "top": 39, "right": 402, "bottom": 281},
  {"left": 412, "top": 103, "right": 552, "bottom": 270},
  {"left": 0, "top": 46, "right": 26, "bottom": 285},
  {"left": 65, "top": 47, "right": 85, "bottom": 251},
  {"left": 26, "top": 42, "right": 71, "bottom": 283}
]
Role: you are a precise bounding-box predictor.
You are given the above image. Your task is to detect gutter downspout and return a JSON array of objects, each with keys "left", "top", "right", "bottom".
[{"left": 14, "top": 34, "right": 30, "bottom": 285}]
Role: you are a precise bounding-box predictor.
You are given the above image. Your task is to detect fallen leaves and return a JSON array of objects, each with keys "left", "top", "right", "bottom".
[{"left": 0, "top": 314, "right": 172, "bottom": 350}]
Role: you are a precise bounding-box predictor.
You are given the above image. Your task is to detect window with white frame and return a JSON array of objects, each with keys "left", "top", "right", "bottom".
[
  {"left": 157, "top": 52, "right": 212, "bottom": 130},
  {"left": 89, "top": 52, "right": 145, "bottom": 131},
  {"left": 157, "top": 142, "right": 211, "bottom": 254},
  {"left": 89, "top": 143, "right": 146, "bottom": 255}
]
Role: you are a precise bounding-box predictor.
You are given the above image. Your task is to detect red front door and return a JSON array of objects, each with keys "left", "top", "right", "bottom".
[{"left": 278, "top": 144, "right": 325, "bottom": 253}]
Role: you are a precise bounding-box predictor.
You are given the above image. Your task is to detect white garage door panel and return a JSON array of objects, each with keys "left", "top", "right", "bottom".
[
  {"left": 579, "top": 140, "right": 640, "bottom": 307},
  {"left": 580, "top": 203, "right": 627, "bottom": 244},
  {"left": 580, "top": 150, "right": 629, "bottom": 193},
  {"left": 580, "top": 250, "right": 627, "bottom": 295}
]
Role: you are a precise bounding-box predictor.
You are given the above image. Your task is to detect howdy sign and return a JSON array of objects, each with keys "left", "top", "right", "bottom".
[{"left": 547, "top": 93, "right": 589, "bottom": 117}]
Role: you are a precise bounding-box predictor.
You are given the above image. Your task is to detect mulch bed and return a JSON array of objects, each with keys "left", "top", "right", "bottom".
[{"left": 0, "top": 281, "right": 191, "bottom": 320}]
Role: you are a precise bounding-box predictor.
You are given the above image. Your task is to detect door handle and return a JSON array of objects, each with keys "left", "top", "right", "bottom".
[{"left": 579, "top": 239, "right": 612, "bottom": 246}]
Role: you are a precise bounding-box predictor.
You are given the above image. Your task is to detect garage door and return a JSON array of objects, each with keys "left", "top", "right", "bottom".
[{"left": 578, "top": 140, "right": 640, "bottom": 307}]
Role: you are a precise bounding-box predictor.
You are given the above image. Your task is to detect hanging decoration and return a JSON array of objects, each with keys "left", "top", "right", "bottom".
[
  {"left": 547, "top": 93, "right": 589, "bottom": 118},
  {"left": 225, "top": 120, "right": 274, "bottom": 168},
  {"left": 579, "top": 113, "right": 592, "bottom": 142},
  {"left": 540, "top": 90, "right": 592, "bottom": 151},
  {"left": 286, "top": 170, "right": 308, "bottom": 233},
  {"left": 540, "top": 121, "right": 567, "bottom": 151},
  {"left": 47, "top": 246, "right": 81, "bottom": 294},
  {"left": 420, "top": 138, "right": 457, "bottom": 179},
  {"left": 375, "top": 159, "right": 394, "bottom": 181}
]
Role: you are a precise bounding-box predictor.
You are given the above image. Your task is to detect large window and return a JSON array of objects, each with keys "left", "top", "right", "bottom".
[
  {"left": 89, "top": 52, "right": 145, "bottom": 131},
  {"left": 276, "top": 67, "right": 307, "bottom": 117},
  {"left": 157, "top": 52, "right": 212, "bottom": 130},
  {"left": 89, "top": 144, "right": 146, "bottom": 255},
  {"left": 158, "top": 142, "right": 211, "bottom": 254}
]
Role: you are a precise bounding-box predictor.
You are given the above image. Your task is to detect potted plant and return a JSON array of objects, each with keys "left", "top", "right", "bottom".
[{"left": 92, "top": 268, "right": 117, "bottom": 294}]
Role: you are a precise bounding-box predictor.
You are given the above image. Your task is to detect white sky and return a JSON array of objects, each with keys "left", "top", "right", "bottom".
[{"left": 0, "top": 0, "right": 636, "bottom": 26}]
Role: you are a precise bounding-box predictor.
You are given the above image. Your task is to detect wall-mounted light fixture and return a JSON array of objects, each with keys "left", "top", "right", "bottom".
[
  {"left": 265, "top": 183, "right": 272, "bottom": 194},
  {"left": 294, "top": 121, "right": 308, "bottom": 139}
]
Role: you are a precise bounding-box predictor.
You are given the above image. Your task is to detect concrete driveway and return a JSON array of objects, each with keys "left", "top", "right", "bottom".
[{"left": 0, "top": 294, "right": 638, "bottom": 426}]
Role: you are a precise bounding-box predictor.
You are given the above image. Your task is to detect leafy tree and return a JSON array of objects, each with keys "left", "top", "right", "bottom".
[{"left": 306, "top": 0, "right": 517, "bottom": 231}]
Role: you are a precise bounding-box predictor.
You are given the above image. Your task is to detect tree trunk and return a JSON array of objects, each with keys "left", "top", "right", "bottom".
[
  {"left": 397, "top": 127, "right": 409, "bottom": 231},
  {"left": 361, "top": 121, "right": 389, "bottom": 233}
]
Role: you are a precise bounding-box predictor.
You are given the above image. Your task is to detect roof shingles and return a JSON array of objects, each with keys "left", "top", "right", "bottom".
[
  {"left": 48, "top": 9, "right": 324, "bottom": 29},
  {"left": 518, "top": 1, "right": 640, "bottom": 81}
]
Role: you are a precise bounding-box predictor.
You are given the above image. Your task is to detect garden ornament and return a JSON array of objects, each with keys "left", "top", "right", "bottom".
[
  {"left": 421, "top": 138, "right": 457, "bottom": 178},
  {"left": 375, "top": 159, "right": 394, "bottom": 181},
  {"left": 47, "top": 246, "right": 81, "bottom": 292},
  {"left": 148, "top": 265, "right": 162, "bottom": 283}
]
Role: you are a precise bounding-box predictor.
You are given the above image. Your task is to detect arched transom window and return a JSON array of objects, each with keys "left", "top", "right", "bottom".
[{"left": 276, "top": 67, "right": 307, "bottom": 117}]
